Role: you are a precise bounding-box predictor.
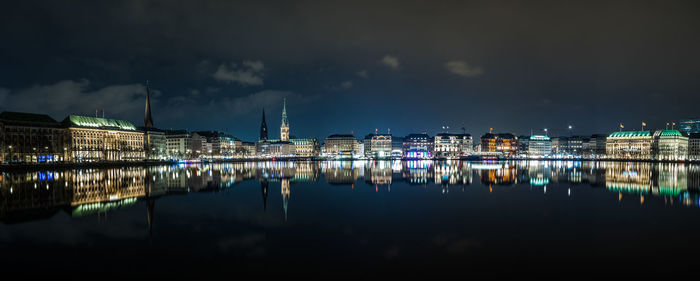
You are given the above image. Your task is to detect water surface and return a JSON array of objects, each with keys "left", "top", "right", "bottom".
[{"left": 1, "top": 160, "right": 699, "bottom": 277}]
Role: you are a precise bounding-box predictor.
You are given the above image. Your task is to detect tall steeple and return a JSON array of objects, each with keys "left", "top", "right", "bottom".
[
  {"left": 280, "top": 98, "right": 289, "bottom": 141},
  {"left": 260, "top": 108, "right": 268, "bottom": 140},
  {"left": 144, "top": 80, "right": 154, "bottom": 128}
]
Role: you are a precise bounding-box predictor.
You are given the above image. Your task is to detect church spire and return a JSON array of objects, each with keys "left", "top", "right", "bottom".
[
  {"left": 260, "top": 108, "right": 268, "bottom": 140},
  {"left": 280, "top": 98, "right": 289, "bottom": 141},
  {"left": 144, "top": 80, "right": 154, "bottom": 128}
]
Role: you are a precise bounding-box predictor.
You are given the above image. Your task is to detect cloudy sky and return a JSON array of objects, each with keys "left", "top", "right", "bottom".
[{"left": 1, "top": 0, "right": 699, "bottom": 140}]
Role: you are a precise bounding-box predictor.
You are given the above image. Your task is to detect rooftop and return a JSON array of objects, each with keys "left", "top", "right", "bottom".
[
  {"left": 608, "top": 131, "right": 651, "bottom": 138},
  {"left": 62, "top": 115, "right": 137, "bottom": 131},
  {"left": 653, "top": 130, "right": 686, "bottom": 138},
  {"left": 0, "top": 111, "right": 60, "bottom": 126}
]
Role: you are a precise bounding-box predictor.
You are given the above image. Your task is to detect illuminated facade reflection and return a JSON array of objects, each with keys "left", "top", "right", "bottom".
[{"left": 2, "top": 160, "right": 700, "bottom": 224}]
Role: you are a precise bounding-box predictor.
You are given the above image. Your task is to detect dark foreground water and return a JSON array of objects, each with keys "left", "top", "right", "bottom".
[{"left": 1, "top": 160, "right": 699, "bottom": 277}]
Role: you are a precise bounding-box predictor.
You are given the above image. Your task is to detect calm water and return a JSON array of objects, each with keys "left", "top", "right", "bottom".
[{"left": 1, "top": 160, "right": 699, "bottom": 277}]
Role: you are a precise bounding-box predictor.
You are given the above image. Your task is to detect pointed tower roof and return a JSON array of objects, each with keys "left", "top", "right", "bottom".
[
  {"left": 281, "top": 98, "right": 288, "bottom": 126},
  {"left": 260, "top": 108, "right": 268, "bottom": 140},
  {"left": 144, "top": 80, "right": 154, "bottom": 128}
]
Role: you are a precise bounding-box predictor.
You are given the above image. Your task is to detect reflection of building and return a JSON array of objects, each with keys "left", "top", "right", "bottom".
[
  {"left": 0, "top": 111, "right": 70, "bottom": 163},
  {"left": 480, "top": 133, "right": 516, "bottom": 156},
  {"left": 63, "top": 115, "right": 145, "bottom": 162},
  {"left": 403, "top": 133, "right": 433, "bottom": 159},
  {"left": 606, "top": 131, "right": 652, "bottom": 160},
  {"left": 435, "top": 133, "right": 472, "bottom": 158},
  {"left": 679, "top": 119, "right": 700, "bottom": 135},
  {"left": 652, "top": 130, "right": 688, "bottom": 161}
]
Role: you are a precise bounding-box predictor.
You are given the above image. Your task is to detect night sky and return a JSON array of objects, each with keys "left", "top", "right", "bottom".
[{"left": 1, "top": 0, "right": 699, "bottom": 141}]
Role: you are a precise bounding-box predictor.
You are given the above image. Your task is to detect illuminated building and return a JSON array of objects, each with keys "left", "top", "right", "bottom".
[
  {"left": 403, "top": 133, "right": 433, "bottom": 159},
  {"left": 679, "top": 119, "right": 700, "bottom": 135},
  {"left": 239, "top": 141, "right": 256, "bottom": 157},
  {"left": 0, "top": 111, "right": 70, "bottom": 163},
  {"left": 63, "top": 115, "right": 145, "bottom": 162},
  {"left": 480, "top": 133, "right": 516, "bottom": 156},
  {"left": 652, "top": 130, "right": 688, "bottom": 161},
  {"left": 689, "top": 133, "right": 700, "bottom": 161},
  {"left": 606, "top": 131, "right": 652, "bottom": 160},
  {"left": 141, "top": 82, "right": 165, "bottom": 160},
  {"left": 280, "top": 98, "right": 289, "bottom": 141},
  {"left": 289, "top": 138, "right": 320, "bottom": 157},
  {"left": 165, "top": 130, "right": 192, "bottom": 159},
  {"left": 527, "top": 135, "right": 552, "bottom": 157},
  {"left": 256, "top": 140, "right": 294, "bottom": 157},
  {"left": 192, "top": 131, "right": 236, "bottom": 158},
  {"left": 552, "top": 136, "right": 585, "bottom": 156},
  {"left": 370, "top": 133, "right": 392, "bottom": 159},
  {"left": 142, "top": 128, "right": 166, "bottom": 160},
  {"left": 584, "top": 134, "right": 607, "bottom": 158},
  {"left": 391, "top": 136, "right": 404, "bottom": 158},
  {"left": 435, "top": 133, "right": 472, "bottom": 158},
  {"left": 324, "top": 134, "right": 358, "bottom": 157}
]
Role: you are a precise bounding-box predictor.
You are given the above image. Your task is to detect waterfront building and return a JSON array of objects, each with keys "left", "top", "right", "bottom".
[
  {"left": 192, "top": 131, "right": 237, "bottom": 159},
  {"left": 370, "top": 133, "right": 392, "bottom": 159},
  {"left": 551, "top": 137, "right": 569, "bottom": 156},
  {"left": 0, "top": 111, "right": 70, "bottom": 163},
  {"left": 585, "top": 134, "right": 607, "bottom": 158},
  {"left": 403, "top": 133, "right": 433, "bottom": 159},
  {"left": 517, "top": 135, "right": 529, "bottom": 156},
  {"left": 363, "top": 134, "right": 373, "bottom": 158},
  {"left": 606, "top": 131, "right": 652, "bottom": 160},
  {"left": 280, "top": 99, "right": 289, "bottom": 141},
  {"left": 63, "top": 115, "right": 144, "bottom": 162},
  {"left": 143, "top": 129, "right": 166, "bottom": 160},
  {"left": 435, "top": 133, "right": 472, "bottom": 158},
  {"left": 289, "top": 138, "right": 320, "bottom": 157},
  {"left": 568, "top": 136, "right": 585, "bottom": 156},
  {"left": 679, "top": 119, "right": 700, "bottom": 135},
  {"left": 527, "top": 135, "right": 552, "bottom": 157},
  {"left": 324, "top": 134, "right": 358, "bottom": 158},
  {"left": 689, "top": 133, "right": 700, "bottom": 161},
  {"left": 480, "top": 133, "right": 517, "bottom": 156},
  {"left": 391, "top": 136, "right": 404, "bottom": 158},
  {"left": 652, "top": 130, "right": 688, "bottom": 161},
  {"left": 165, "top": 130, "right": 192, "bottom": 159},
  {"left": 256, "top": 140, "right": 294, "bottom": 157},
  {"left": 240, "top": 141, "right": 256, "bottom": 157}
]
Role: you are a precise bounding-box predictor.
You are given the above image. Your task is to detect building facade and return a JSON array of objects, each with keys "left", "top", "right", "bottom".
[
  {"left": 679, "top": 119, "right": 700, "bottom": 135},
  {"left": 324, "top": 134, "right": 358, "bottom": 157},
  {"left": 0, "top": 111, "right": 70, "bottom": 163},
  {"left": 165, "top": 130, "right": 192, "bottom": 159},
  {"left": 290, "top": 138, "right": 320, "bottom": 157},
  {"left": 435, "top": 133, "right": 472, "bottom": 158},
  {"left": 370, "top": 134, "right": 392, "bottom": 159},
  {"left": 403, "top": 133, "right": 433, "bottom": 159},
  {"left": 606, "top": 131, "right": 652, "bottom": 160},
  {"left": 527, "top": 135, "right": 552, "bottom": 157},
  {"left": 63, "top": 115, "right": 144, "bottom": 162},
  {"left": 689, "top": 133, "right": 700, "bottom": 161},
  {"left": 652, "top": 130, "right": 688, "bottom": 161},
  {"left": 480, "top": 133, "right": 517, "bottom": 156}
]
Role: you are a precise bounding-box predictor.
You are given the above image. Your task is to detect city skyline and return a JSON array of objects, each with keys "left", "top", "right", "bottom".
[{"left": 1, "top": 1, "right": 699, "bottom": 141}]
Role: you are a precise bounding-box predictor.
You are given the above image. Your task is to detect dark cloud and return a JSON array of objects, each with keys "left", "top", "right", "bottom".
[{"left": 0, "top": 0, "right": 699, "bottom": 140}]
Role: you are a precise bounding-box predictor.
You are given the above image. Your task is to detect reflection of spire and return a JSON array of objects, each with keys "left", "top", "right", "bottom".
[
  {"left": 261, "top": 180, "right": 268, "bottom": 211},
  {"left": 144, "top": 80, "right": 154, "bottom": 128},
  {"left": 146, "top": 198, "right": 155, "bottom": 237},
  {"left": 281, "top": 179, "right": 290, "bottom": 221}
]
